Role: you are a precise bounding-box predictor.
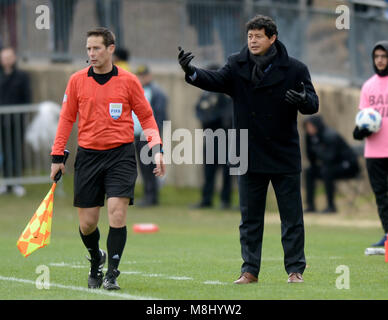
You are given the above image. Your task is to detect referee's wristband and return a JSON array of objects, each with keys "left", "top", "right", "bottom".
[
  {"left": 151, "top": 144, "right": 164, "bottom": 156},
  {"left": 52, "top": 155, "right": 65, "bottom": 163}
]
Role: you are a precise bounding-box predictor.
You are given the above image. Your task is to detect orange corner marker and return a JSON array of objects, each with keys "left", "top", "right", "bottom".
[
  {"left": 385, "top": 237, "right": 388, "bottom": 263},
  {"left": 133, "top": 223, "right": 159, "bottom": 233}
]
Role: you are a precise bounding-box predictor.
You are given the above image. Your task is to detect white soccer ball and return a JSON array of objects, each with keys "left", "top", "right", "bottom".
[{"left": 355, "top": 108, "right": 382, "bottom": 133}]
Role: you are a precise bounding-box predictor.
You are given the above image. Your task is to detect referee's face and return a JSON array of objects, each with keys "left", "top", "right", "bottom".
[{"left": 86, "top": 36, "right": 115, "bottom": 72}]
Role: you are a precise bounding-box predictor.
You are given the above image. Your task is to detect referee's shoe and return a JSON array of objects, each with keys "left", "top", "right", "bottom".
[
  {"left": 87, "top": 249, "right": 106, "bottom": 289},
  {"left": 103, "top": 269, "right": 121, "bottom": 290}
]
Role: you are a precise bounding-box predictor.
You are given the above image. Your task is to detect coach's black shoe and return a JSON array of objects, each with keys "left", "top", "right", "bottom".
[
  {"left": 103, "top": 269, "right": 121, "bottom": 290},
  {"left": 86, "top": 249, "right": 106, "bottom": 289}
]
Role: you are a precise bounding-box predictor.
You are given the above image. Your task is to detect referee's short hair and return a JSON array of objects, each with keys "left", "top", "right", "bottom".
[{"left": 87, "top": 27, "right": 116, "bottom": 47}]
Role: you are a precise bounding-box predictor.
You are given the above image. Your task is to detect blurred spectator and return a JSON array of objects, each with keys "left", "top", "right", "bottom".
[
  {"left": 113, "top": 47, "right": 131, "bottom": 72},
  {"left": 269, "top": 0, "right": 313, "bottom": 6},
  {"left": 269, "top": 0, "right": 310, "bottom": 60},
  {"left": 303, "top": 115, "right": 360, "bottom": 213},
  {"left": 0, "top": 0, "right": 17, "bottom": 50},
  {"left": 0, "top": 47, "right": 31, "bottom": 196},
  {"left": 186, "top": 0, "right": 243, "bottom": 60},
  {"left": 353, "top": 1, "right": 384, "bottom": 18},
  {"left": 50, "top": 0, "right": 78, "bottom": 63},
  {"left": 95, "top": 0, "right": 123, "bottom": 47},
  {"left": 134, "top": 65, "right": 168, "bottom": 207},
  {"left": 190, "top": 64, "right": 233, "bottom": 210}
]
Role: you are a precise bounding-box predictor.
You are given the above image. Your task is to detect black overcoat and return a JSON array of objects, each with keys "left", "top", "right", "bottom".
[{"left": 186, "top": 40, "right": 319, "bottom": 173}]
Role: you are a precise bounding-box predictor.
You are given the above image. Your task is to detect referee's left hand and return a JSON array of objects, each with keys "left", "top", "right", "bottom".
[{"left": 153, "top": 152, "right": 166, "bottom": 177}]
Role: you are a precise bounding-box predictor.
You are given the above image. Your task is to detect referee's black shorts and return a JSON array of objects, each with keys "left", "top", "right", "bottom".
[{"left": 73, "top": 143, "right": 137, "bottom": 208}]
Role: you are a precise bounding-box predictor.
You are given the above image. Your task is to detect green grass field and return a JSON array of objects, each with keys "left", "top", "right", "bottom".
[{"left": 1, "top": 175, "right": 387, "bottom": 300}]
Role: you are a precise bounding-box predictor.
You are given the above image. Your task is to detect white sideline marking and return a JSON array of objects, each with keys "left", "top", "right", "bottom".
[
  {"left": 49, "top": 262, "right": 86, "bottom": 268},
  {"left": 142, "top": 273, "right": 163, "bottom": 278},
  {"left": 121, "top": 260, "right": 163, "bottom": 264},
  {"left": 0, "top": 275, "right": 160, "bottom": 300},
  {"left": 49, "top": 262, "right": 229, "bottom": 285},
  {"left": 120, "top": 271, "right": 142, "bottom": 275},
  {"left": 167, "top": 276, "right": 193, "bottom": 281},
  {"left": 203, "top": 280, "right": 228, "bottom": 285},
  {"left": 50, "top": 262, "right": 194, "bottom": 281}
]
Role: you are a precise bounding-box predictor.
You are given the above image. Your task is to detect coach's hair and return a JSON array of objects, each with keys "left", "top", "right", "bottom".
[
  {"left": 245, "top": 15, "right": 278, "bottom": 38},
  {"left": 86, "top": 27, "right": 115, "bottom": 47}
]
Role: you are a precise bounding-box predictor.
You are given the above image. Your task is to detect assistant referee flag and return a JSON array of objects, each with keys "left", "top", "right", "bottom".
[
  {"left": 17, "top": 150, "right": 69, "bottom": 257},
  {"left": 16, "top": 184, "right": 56, "bottom": 257}
]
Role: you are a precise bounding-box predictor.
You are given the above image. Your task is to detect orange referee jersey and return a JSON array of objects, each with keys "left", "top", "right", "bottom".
[{"left": 51, "top": 66, "right": 162, "bottom": 155}]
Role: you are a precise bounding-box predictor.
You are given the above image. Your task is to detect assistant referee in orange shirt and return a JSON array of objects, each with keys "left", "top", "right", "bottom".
[{"left": 50, "top": 27, "right": 165, "bottom": 290}]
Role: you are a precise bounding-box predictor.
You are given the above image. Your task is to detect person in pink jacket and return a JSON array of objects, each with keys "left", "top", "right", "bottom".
[{"left": 354, "top": 40, "right": 388, "bottom": 247}]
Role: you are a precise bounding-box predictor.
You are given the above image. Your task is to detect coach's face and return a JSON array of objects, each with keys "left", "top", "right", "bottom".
[
  {"left": 247, "top": 28, "right": 276, "bottom": 56},
  {"left": 86, "top": 36, "right": 115, "bottom": 71}
]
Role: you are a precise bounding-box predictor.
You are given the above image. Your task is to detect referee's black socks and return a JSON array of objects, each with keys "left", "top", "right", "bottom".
[
  {"left": 107, "top": 226, "right": 127, "bottom": 274},
  {"left": 79, "top": 227, "right": 101, "bottom": 261}
]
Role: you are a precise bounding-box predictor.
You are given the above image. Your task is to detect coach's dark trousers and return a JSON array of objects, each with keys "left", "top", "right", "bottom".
[{"left": 238, "top": 171, "right": 306, "bottom": 277}]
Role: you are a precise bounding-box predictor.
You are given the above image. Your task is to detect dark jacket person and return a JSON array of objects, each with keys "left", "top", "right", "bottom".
[
  {"left": 304, "top": 115, "right": 359, "bottom": 213},
  {"left": 0, "top": 47, "right": 31, "bottom": 196},
  {"left": 178, "top": 15, "right": 319, "bottom": 284},
  {"left": 192, "top": 64, "right": 234, "bottom": 209}
]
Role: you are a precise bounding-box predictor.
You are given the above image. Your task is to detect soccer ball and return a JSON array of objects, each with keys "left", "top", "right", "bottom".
[{"left": 355, "top": 108, "right": 382, "bottom": 133}]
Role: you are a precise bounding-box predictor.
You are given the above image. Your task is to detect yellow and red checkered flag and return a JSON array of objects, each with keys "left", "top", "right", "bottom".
[
  {"left": 17, "top": 184, "right": 56, "bottom": 257},
  {"left": 17, "top": 150, "right": 69, "bottom": 257}
]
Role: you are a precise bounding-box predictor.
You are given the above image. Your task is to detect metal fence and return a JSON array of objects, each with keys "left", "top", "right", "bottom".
[
  {"left": 0, "top": 104, "right": 53, "bottom": 188},
  {"left": 1, "top": 1, "right": 388, "bottom": 81}
]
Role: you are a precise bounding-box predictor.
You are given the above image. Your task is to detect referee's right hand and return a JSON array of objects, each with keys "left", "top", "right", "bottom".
[
  {"left": 50, "top": 163, "right": 65, "bottom": 182},
  {"left": 153, "top": 152, "right": 165, "bottom": 177}
]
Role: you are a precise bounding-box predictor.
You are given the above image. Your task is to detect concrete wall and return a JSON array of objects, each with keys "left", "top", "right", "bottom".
[{"left": 22, "top": 63, "right": 367, "bottom": 190}]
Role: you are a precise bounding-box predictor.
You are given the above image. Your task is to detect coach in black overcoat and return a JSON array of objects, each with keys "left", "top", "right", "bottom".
[{"left": 178, "top": 15, "right": 319, "bottom": 284}]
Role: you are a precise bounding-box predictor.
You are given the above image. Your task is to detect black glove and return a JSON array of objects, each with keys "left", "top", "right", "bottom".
[
  {"left": 353, "top": 126, "right": 373, "bottom": 140},
  {"left": 178, "top": 46, "right": 195, "bottom": 76},
  {"left": 285, "top": 82, "right": 307, "bottom": 106}
]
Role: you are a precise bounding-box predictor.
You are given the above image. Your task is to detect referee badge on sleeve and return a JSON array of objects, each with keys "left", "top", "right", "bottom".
[{"left": 109, "top": 103, "right": 123, "bottom": 120}]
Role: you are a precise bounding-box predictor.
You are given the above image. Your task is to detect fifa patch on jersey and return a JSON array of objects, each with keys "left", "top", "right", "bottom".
[
  {"left": 63, "top": 93, "right": 67, "bottom": 103},
  {"left": 109, "top": 103, "right": 123, "bottom": 120}
]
